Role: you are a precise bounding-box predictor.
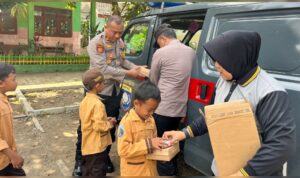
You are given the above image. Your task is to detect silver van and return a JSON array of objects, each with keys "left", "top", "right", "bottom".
[{"left": 120, "top": 2, "right": 300, "bottom": 175}]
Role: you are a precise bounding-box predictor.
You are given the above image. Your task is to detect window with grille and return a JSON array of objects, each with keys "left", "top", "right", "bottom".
[
  {"left": 0, "top": 11, "right": 17, "bottom": 34},
  {"left": 34, "top": 6, "right": 72, "bottom": 37}
]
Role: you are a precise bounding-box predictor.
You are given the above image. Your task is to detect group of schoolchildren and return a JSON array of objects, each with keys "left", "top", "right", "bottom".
[
  {"left": 80, "top": 68, "right": 164, "bottom": 176},
  {"left": 0, "top": 63, "right": 164, "bottom": 176}
]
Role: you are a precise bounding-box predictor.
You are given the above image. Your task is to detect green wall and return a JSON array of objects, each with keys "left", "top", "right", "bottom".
[
  {"left": 73, "top": 2, "right": 81, "bottom": 32},
  {"left": 17, "top": 13, "right": 28, "bottom": 28}
]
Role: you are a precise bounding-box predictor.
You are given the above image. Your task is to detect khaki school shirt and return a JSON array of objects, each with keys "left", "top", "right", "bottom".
[
  {"left": 117, "top": 109, "right": 157, "bottom": 176},
  {"left": 0, "top": 93, "right": 17, "bottom": 170},
  {"left": 80, "top": 93, "right": 113, "bottom": 155}
]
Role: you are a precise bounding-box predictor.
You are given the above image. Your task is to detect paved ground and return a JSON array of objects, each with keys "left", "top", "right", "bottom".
[{"left": 11, "top": 71, "right": 202, "bottom": 176}]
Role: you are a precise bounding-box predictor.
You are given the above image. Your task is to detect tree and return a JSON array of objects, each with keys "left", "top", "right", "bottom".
[
  {"left": 111, "top": 2, "right": 150, "bottom": 22},
  {"left": 10, "top": 2, "right": 28, "bottom": 18},
  {"left": 65, "top": 1, "right": 77, "bottom": 10}
]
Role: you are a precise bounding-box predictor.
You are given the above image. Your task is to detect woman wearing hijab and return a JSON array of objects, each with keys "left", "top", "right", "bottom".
[{"left": 162, "top": 30, "right": 296, "bottom": 176}]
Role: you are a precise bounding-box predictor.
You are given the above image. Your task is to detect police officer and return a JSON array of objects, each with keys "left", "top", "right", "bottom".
[
  {"left": 72, "top": 15, "right": 144, "bottom": 176},
  {"left": 149, "top": 24, "right": 196, "bottom": 176}
]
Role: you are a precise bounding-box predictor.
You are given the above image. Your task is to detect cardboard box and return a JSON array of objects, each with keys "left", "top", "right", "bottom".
[
  {"left": 139, "top": 67, "right": 150, "bottom": 77},
  {"left": 204, "top": 100, "right": 261, "bottom": 176},
  {"left": 146, "top": 142, "right": 180, "bottom": 161}
]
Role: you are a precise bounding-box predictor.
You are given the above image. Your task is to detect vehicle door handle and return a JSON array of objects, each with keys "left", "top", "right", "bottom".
[
  {"left": 200, "top": 84, "right": 208, "bottom": 100},
  {"left": 189, "top": 78, "right": 215, "bottom": 105}
]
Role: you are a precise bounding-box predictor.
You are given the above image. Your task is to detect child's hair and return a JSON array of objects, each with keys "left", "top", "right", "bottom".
[
  {"left": 0, "top": 63, "right": 16, "bottom": 81},
  {"left": 82, "top": 68, "right": 105, "bottom": 91},
  {"left": 133, "top": 80, "right": 161, "bottom": 102}
]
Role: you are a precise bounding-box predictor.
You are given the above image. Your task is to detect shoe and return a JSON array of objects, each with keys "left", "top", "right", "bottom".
[
  {"left": 106, "top": 159, "right": 114, "bottom": 173},
  {"left": 72, "top": 162, "right": 82, "bottom": 176}
]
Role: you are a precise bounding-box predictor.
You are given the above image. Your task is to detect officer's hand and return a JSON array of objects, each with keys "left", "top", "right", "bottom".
[
  {"left": 162, "top": 131, "right": 186, "bottom": 145},
  {"left": 151, "top": 137, "right": 164, "bottom": 150},
  {"left": 127, "top": 67, "right": 145, "bottom": 79}
]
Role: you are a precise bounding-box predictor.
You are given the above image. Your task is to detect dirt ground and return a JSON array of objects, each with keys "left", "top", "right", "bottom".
[
  {"left": 11, "top": 71, "right": 202, "bottom": 176},
  {"left": 24, "top": 89, "right": 83, "bottom": 110}
]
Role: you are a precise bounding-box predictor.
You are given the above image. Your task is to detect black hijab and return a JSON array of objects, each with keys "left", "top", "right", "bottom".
[{"left": 203, "top": 30, "right": 261, "bottom": 81}]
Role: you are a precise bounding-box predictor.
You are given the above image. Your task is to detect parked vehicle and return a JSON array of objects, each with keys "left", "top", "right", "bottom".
[{"left": 120, "top": 2, "right": 300, "bottom": 175}]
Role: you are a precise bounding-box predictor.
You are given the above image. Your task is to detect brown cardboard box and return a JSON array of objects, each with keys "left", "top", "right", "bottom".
[
  {"left": 139, "top": 67, "right": 150, "bottom": 77},
  {"left": 146, "top": 142, "right": 180, "bottom": 161},
  {"left": 204, "top": 100, "right": 261, "bottom": 176}
]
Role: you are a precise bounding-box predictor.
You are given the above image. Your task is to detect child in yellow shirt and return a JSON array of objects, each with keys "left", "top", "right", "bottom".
[
  {"left": 80, "top": 68, "right": 117, "bottom": 176},
  {"left": 0, "top": 63, "right": 25, "bottom": 176},
  {"left": 117, "top": 80, "right": 164, "bottom": 176}
]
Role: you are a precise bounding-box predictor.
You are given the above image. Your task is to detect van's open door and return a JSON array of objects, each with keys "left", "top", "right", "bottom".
[
  {"left": 119, "top": 16, "right": 157, "bottom": 116},
  {"left": 185, "top": 2, "right": 300, "bottom": 175}
]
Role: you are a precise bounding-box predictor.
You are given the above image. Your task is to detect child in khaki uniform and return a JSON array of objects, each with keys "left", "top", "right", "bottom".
[
  {"left": 80, "top": 68, "right": 117, "bottom": 176},
  {"left": 117, "top": 80, "right": 164, "bottom": 176},
  {"left": 0, "top": 63, "right": 25, "bottom": 176}
]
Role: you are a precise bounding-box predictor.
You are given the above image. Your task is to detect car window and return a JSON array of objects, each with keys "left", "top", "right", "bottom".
[
  {"left": 163, "top": 18, "right": 203, "bottom": 51},
  {"left": 123, "top": 23, "right": 149, "bottom": 57},
  {"left": 204, "top": 11, "right": 300, "bottom": 74},
  {"left": 189, "top": 30, "right": 201, "bottom": 50},
  {"left": 175, "top": 29, "right": 188, "bottom": 41}
]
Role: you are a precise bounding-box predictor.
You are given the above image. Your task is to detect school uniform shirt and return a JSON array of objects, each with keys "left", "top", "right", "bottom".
[
  {"left": 88, "top": 32, "right": 136, "bottom": 96},
  {"left": 0, "top": 93, "right": 17, "bottom": 170},
  {"left": 117, "top": 109, "right": 157, "bottom": 176},
  {"left": 150, "top": 39, "right": 196, "bottom": 117},
  {"left": 80, "top": 93, "right": 113, "bottom": 155}
]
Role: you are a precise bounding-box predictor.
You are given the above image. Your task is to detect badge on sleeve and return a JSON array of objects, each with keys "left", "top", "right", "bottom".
[
  {"left": 96, "top": 43, "right": 104, "bottom": 54},
  {"left": 105, "top": 43, "right": 113, "bottom": 49},
  {"left": 118, "top": 124, "right": 125, "bottom": 138},
  {"left": 121, "top": 50, "right": 126, "bottom": 60},
  {"left": 106, "top": 53, "right": 115, "bottom": 64}
]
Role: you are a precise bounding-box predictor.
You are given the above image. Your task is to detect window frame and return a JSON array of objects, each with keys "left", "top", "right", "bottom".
[
  {"left": 0, "top": 11, "right": 17, "bottom": 34},
  {"left": 34, "top": 6, "right": 72, "bottom": 37}
]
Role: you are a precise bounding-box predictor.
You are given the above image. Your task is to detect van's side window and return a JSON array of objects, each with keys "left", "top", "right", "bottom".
[
  {"left": 162, "top": 18, "right": 203, "bottom": 51},
  {"left": 123, "top": 23, "right": 149, "bottom": 56},
  {"left": 174, "top": 29, "right": 188, "bottom": 41},
  {"left": 189, "top": 30, "right": 201, "bottom": 50}
]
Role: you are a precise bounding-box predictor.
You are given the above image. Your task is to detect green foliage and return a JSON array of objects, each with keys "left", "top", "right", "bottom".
[
  {"left": 90, "top": 22, "right": 101, "bottom": 39},
  {"left": 112, "top": 2, "right": 150, "bottom": 22},
  {"left": 10, "top": 3, "right": 28, "bottom": 18},
  {"left": 127, "top": 28, "right": 147, "bottom": 52},
  {"left": 65, "top": 1, "right": 77, "bottom": 10},
  {"left": 81, "top": 20, "right": 102, "bottom": 48},
  {"left": 124, "top": 25, "right": 148, "bottom": 55},
  {"left": 0, "top": 2, "right": 27, "bottom": 18}
]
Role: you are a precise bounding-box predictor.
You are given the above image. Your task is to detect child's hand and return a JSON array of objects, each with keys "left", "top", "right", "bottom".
[
  {"left": 108, "top": 117, "right": 117, "bottom": 126},
  {"left": 151, "top": 137, "right": 164, "bottom": 150},
  {"left": 10, "top": 152, "right": 24, "bottom": 169},
  {"left": 2, "top": 149, "right": 24, "bottom": 169}
]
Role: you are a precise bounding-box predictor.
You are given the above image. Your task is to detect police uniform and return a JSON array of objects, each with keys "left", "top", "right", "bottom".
[
  {"left": 88, "top": 32, "right": 136, "bottom": 96},
  {"left": 73, "top": 32, "right": 136, "bottom": 175},
  {"left": 149, "top": 39, "right": 196, "bottom": 176},
  {"left": 117, "top": 109, "right": 158, "bottom": 176}
]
